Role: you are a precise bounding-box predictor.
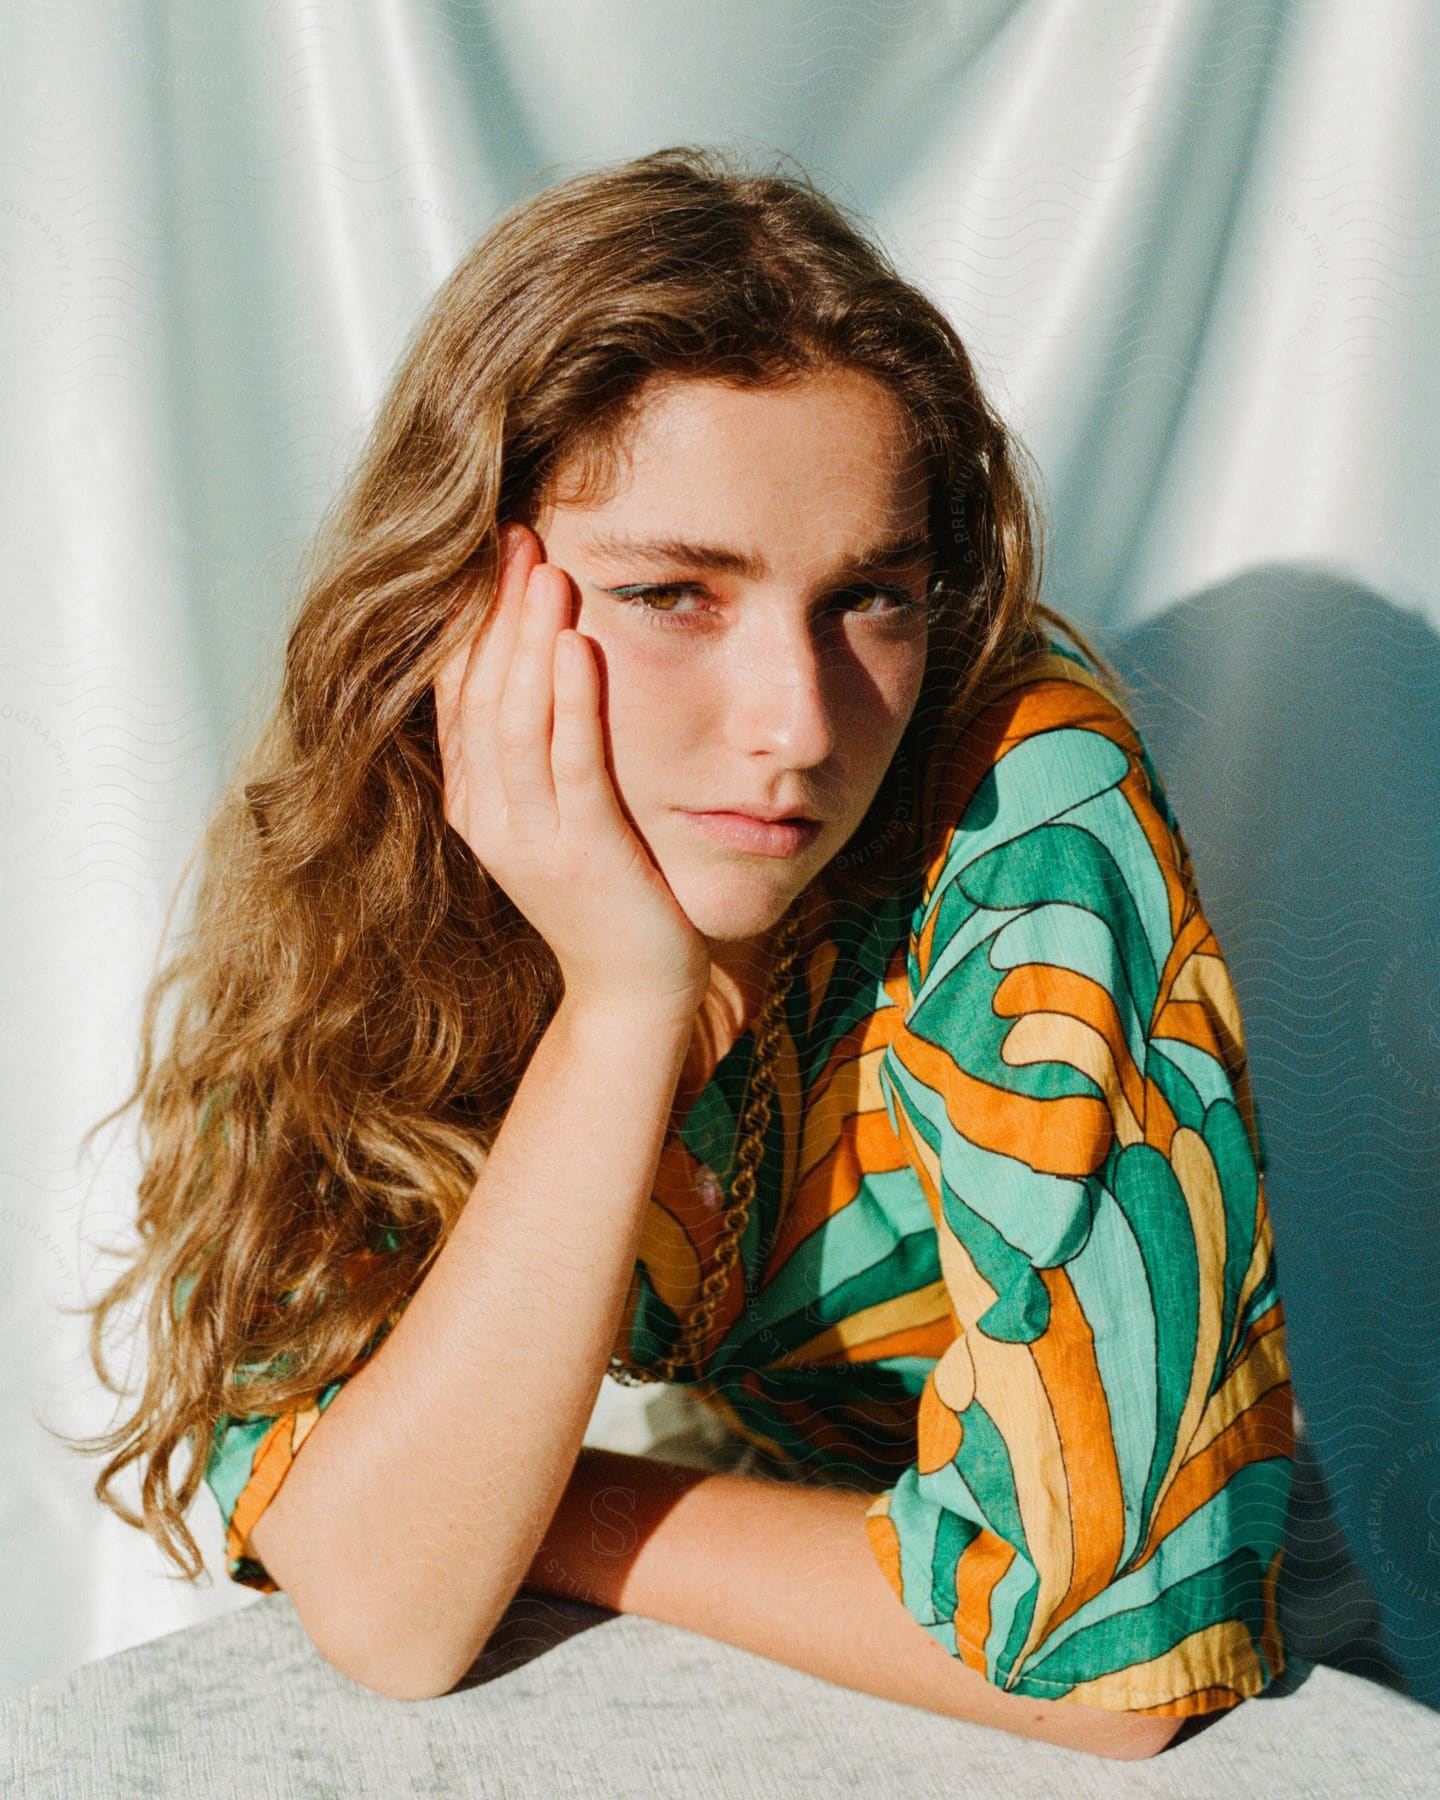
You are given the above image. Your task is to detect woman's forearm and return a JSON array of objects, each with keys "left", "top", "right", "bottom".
[
  {"left": 522, "top": 1446, "right": 1183, "bottom": 1763},
  {"left": 245, "top": 996, "right": 696, "bottom": 1701}
]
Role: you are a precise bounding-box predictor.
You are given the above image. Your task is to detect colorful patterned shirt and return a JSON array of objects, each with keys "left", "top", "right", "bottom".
[{"left": 197, "top": 634, "right": 1293, "bottom": 1717}]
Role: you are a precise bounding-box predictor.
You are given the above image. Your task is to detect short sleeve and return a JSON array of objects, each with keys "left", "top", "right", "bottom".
[
  {"left": 198, "top": 1373, "right": 351, "bottom": 1593},
  {"left": 178, "top": 1238, "right": 410, "bottom": 1593},
  {"left": 864, "top": 662, "right": 1294, "bottom": 1717}
]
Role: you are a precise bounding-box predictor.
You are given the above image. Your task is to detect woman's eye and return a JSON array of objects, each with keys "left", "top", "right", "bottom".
[
  {"left": 601, "top": 582, "right": 930, "bottom": 632},
  {"left": 605, "top": 583, "right": 704, "bottom": 627}
]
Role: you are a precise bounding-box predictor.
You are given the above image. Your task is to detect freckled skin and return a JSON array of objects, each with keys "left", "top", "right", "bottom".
[{"left": 530, "top": 369, "right": 932, "bottom": 1051}]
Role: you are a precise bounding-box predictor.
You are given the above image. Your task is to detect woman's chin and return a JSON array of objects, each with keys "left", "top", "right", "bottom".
[{"left": 667, "top": 867, "right": 813, "bottom": 946}]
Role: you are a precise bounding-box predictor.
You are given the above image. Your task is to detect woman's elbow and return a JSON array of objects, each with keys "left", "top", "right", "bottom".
[
  {"left": 312, "top": 1635, "right": 461, "bottom": 1703},
  {"left": 1090, "top": 1713, "right": 1184, "bottom": 1760},
  {"left": 298, "top": 1601, "right": 487, "bottom": 1704}
]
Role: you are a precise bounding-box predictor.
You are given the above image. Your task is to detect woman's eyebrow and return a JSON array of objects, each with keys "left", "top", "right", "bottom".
[{"left": 576, "top": 530, "right": 933, "bottom": 580}]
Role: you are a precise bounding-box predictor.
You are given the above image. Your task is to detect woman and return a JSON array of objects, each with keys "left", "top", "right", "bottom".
[{"left": 67, "top": 146, "right": 1293, "bottom": 1758}]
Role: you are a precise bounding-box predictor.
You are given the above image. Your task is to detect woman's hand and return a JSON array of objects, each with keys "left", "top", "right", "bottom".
[{"left": 433, "top": 522, "right": 713, "bottom": 1023}]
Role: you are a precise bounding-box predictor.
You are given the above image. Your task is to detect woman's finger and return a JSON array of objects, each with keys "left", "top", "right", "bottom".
[
  {"left": 549, "top": 628, "right": 610, "bottom": 833},
  {"left": 430, "top": 543, "right": 504, "bottom": 748},
  {"left": 441, "top": 526, "right": 539, "bottom": 797},
  {"left": 462, "top": 526, "right": 536, "bottom": 723},
  {"left": 433, "top": 614, "right": 480, "bottom": 739},
  {"left": 495, "top": 560, "right": 565, "bottom": 829}
]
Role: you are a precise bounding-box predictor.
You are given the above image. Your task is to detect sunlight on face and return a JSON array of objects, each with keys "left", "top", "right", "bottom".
[{"left": 530, "top": 370, "right": 933, "bottom": 970}]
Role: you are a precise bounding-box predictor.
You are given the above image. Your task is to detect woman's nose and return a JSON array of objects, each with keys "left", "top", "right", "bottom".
[{"left": 726, "top": 621, "right": 838, "bottom": 767}]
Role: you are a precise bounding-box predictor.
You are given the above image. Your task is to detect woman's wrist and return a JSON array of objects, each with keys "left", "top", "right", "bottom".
[{"left": 554, "top": 988, "right": 701, "bottom": 1046}]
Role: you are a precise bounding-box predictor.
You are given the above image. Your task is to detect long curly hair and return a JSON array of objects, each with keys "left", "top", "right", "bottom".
[{"left": 57, "top": 143, "right": 1124, "bottom": 1584}]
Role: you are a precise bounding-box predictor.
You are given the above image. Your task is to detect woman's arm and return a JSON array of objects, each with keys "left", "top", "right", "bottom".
[
  {"left": 247, "top": 994, "right": 696, "bottom": 1701},
  {"left": 523, "top": 1446, "right": 1182, "bottom": 1762}
]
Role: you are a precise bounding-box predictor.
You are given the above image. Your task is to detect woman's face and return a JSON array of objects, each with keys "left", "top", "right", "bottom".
[{"left": 529, "top": 369, "right": 933, "bottom": 962}]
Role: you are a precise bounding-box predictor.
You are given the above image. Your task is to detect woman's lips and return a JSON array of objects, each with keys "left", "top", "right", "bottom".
[{"left": 680, "top": 810, "right": 822, "bottom": 857}]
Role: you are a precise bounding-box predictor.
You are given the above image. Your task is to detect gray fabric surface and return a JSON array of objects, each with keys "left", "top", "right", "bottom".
[{"left": 3, "top": 1590, "right": 1439, "bottom": 1799}]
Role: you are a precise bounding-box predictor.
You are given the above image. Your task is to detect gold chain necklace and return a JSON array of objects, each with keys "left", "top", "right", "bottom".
[{"left": 607, "top": 903, "right": 805, "bottom": 1387}]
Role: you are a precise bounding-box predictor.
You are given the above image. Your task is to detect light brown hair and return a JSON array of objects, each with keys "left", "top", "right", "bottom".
[{"left": 57, "top": 143, "right": 1123, "bottom": 1583}]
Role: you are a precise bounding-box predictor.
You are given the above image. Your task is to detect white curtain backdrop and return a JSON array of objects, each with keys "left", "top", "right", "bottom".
[{"left": 4, "top": 0, "right": 1436, "bottom": 1701}]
